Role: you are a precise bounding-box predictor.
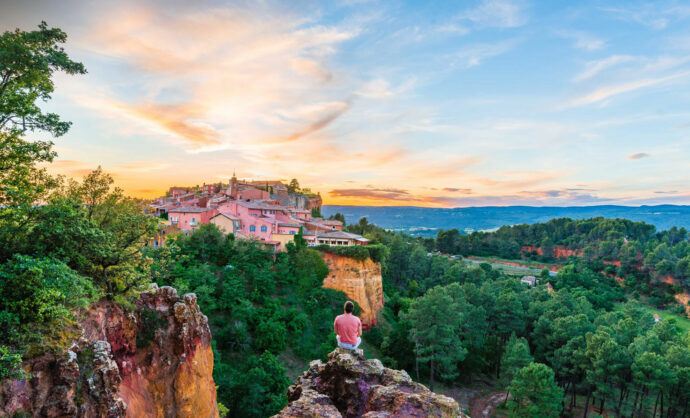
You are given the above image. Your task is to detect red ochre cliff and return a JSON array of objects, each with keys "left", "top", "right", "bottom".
[
  {"left": 321, "top": 252, "right": 384, "bottom": 329},
  {"left": 0, "top": 285, "right": 219, "bottom": 418}
]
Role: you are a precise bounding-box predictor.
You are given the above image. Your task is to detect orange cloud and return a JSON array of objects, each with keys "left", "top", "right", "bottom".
[{"left": 116, "top": 101, "right": 221, "bottom": 146}]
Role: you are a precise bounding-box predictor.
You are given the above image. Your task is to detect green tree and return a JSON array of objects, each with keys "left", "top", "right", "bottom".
[
  {"left": 508, "top": 363, "right": 563, "bottom": 418},
  {"left": 0, "top": 22, "right": 86, "bottom": 254},
  {"left": 287, "top": 178, "right": 300, "bottom": 193},
  {"left": 501, "top": 333, "right": 533, "bottom": 390},
  {"left": 328, "top": 212, "right": 346, "bottom": 225},
  {"left": 402, "top": 285, "right": 466, "bottom": 391}
]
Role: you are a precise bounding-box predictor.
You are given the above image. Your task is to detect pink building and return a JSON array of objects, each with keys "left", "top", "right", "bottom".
[
  {"left": 168, "top": 207, "right": 218, "bottom": 230},
  {"left": 237, "top": 186, "right": 270, "bottom": 201}
]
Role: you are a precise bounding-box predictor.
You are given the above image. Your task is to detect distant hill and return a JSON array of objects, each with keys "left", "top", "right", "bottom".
[{"left": 322, "top": 205, "right": 690, "bottom": 237}]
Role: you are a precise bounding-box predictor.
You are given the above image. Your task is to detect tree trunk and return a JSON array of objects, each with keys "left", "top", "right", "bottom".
[
  {"left": 654, "top": 392, "right": 660, "bottom": 418},
  {"left": 632, "top": 391, "right": 639, "bottom": 417},
  {"left": 103, "top": 266, "right": 112, "bottom": 296},
  {"left": 683, "top": 399, "right": 688, "bottom": 418},
  {"left": 617, "top": 386, "right": 627, "bottom": 417},
  {"left": 561, "top": 381, "right": 569, "bottom": 411},
  {"left": 660, "top": 392, "right": 664, "bottom": 418},
  {"left": 415, "top": 355, "right": 420, "bottom": 382},
  {"left": 584, "top": 387, "right": 592, "bottom": 418},
  {"left": 571, "top": 380, "right": 577, "bottom": 410},
  {"left": 429, "top": 357, "right": 435, "bottom": 392}
]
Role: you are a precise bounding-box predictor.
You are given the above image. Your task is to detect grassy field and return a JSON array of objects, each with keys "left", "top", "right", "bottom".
[
  {"left": 641, "top": 305, "right": 690, "bottom": 332},
  {"left": 614, "top": 302, "right": 690, "bottom": 333},
  {"left": 461, "top": 256, "right": 554, "bottom": 277}
]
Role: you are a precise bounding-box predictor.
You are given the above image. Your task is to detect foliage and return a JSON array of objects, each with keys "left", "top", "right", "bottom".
[
  {"left": 402, "top": 284, "right": 467, "bottom": 391},
  {"left": 0, "top": 345, "right": 24, "bottom": 380},
  {"left": 314, "top": 243, "right": 389, "bottom": 263},
  {"left": 136, "top": 308, "right": 169, "bottom": 348},
  {"left": 507, "top": 363, "right": 563, "bottom": 418},
  {"left": 286, "top": 178, "right": 299, "bottom": 193}
]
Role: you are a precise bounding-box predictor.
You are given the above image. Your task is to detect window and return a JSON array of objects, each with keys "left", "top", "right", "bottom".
[
  {"left": 260, "top": 225, "right": 267, "bottom": 232},
  {"left": 289, "top": 231, "right": 296, "bottom": 235},
  {"left": 250, "top": 225, "right": 256, "bottom": 232},
  {"left": 191, "top": 217, "right": 197, "bottom": 225}
]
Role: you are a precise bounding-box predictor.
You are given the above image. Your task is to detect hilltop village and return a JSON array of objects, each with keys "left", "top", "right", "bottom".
[{"left": 147, "top": 174, "right": 369, "bottom": 251}]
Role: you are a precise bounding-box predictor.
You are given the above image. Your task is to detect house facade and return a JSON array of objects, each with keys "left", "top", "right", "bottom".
[{"left": 168, "top": 207, "right": 218, "bottom": 231}]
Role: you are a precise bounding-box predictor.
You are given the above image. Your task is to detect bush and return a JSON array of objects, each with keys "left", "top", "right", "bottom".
[
  {"left": 136, "top": 308, "right": 169, "bottom": 348},
  {"left": 0, "top": 346, "right": 24, "bottom": 380},
  {"left": 314, "top": 244, "right": 389, "bottom": 263},
  {"left": 0, "top": 255, "right": 97, "bottom": 324}
]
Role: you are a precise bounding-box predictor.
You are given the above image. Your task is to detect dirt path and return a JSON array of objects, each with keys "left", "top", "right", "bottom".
[{"left": 470, "top": 391, "right": 510, "bottom": 418}]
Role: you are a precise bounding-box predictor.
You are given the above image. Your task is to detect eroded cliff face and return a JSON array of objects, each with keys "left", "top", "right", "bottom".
[
  {"left": 0, "top": 285, "right": 219, "bottom": 418},
  {"left": 321, "top": 253, "right": 384, "bottom": 328},
  {"left": 275, "top": 348, "right": 466, "bottom": 418}
]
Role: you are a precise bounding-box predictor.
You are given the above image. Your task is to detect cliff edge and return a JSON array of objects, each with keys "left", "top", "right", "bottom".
[
  {"left": 321, "top": 253, "right": 384, "bottom": 329},
  {"left": 0, "top": 285, "right": 219, "bottom": 418},
  {"left": 275, "top": 348, "right": 466, "bottom": 418}
]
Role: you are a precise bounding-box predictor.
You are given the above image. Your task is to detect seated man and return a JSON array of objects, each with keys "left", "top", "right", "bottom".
[{"left": 334, "top": 301, "right": 362, "bottom": 350}]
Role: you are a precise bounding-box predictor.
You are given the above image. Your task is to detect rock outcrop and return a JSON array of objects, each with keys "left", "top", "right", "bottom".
[
  {"left": 321, "top": 253, "right": 384, "bottom": 329},
  {"left": 275, "top": 348, "right": 466, "bottom": 418},
  {"left": 0, "top": 285, "right": 219, "bottom": 418}
]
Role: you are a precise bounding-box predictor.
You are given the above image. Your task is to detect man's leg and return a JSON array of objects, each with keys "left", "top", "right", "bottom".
[{"left": 354, "top": 337, "right": 361, "bottom": 349}]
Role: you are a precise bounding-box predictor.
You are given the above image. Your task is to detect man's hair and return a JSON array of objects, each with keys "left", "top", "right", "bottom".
[{"left": 344, "top": 301, "right": 354, "bottom": 313}]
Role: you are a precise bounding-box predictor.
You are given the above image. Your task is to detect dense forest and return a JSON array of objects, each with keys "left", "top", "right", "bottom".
[
  {"left": 341, "top": 216, "right": 690, "bottom": 417},
  {"left": 3, "top": 22, "right": 690, "bottom": 418},
  {"left": 432, "top": 218, "right": 690, "bottom": 310}
]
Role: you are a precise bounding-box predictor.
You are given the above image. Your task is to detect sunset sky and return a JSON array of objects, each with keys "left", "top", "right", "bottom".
[{"left": 2, "top": 0, "right": 690, "bottom": 206}]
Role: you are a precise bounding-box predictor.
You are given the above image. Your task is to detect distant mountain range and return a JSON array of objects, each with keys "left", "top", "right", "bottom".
[{"left": 322, "top": 205, "right": 690, "bottom": 237}]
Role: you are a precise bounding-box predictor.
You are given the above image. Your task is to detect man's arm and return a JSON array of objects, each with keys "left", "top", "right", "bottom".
[
  {"left": 357, "top": 319, "right": 362, "bottom": 337},
  {"left": 334, "top": 317, "right": 339, "bottom": 335}
]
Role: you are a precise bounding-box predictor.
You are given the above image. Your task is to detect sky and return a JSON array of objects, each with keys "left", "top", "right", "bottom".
[{"left": 2, "top": 0, "right": 690, "bottom": 207}]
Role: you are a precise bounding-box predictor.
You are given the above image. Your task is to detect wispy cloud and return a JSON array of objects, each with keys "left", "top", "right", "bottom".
[
  {"left": 450, "top": 39, "right": 520, "bottom": 68},
  {"left": 566, "top": 71, "right": 690, "bottom": 107},
  {"left": 117, "top": 101, "right": 222, "bottom": 147},
  {"left": 459, "top": 0, "right": 529, "bottom": 28},
  {"left": 600, "top": 5, "right": 690, "bottom": 30},
  {"left": 628, "top": 152, "right": 650, "bottom": 160},
  {"left": 442, "top": 187, "right": 473, "bottom": 193},
  {"left": 574, "top": 55, "right": 636, "bottom": 81},
  {"left": 557, "top": 30, "right": 606, "bottom": 51}
]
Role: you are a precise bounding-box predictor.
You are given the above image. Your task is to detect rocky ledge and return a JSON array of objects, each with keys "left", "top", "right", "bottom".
[
  {"left": 275, "top": 348, "right": 466, "bottom": 418},
  {"left": 0, "top": 285, "right": 218, "bottom": 417}
]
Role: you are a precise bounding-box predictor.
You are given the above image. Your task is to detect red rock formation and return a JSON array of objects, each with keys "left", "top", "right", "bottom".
[
  {"left": 520, "top": 245, "right": 581, "bottom": 259},
  {"left": 275, "top": 348, "right": 466, "bottom": 417},
  {"left": 0, "top": 285, "right": 219, "bottom": 418},
  {"left": 659, "top": 275, "right": 690, "bottom": 314},
  {"left": 553, "top": 246, "right": 581, "bottom": 258},
  {"left": 321, "top": 253, "right": 384, "bottom": 329}
]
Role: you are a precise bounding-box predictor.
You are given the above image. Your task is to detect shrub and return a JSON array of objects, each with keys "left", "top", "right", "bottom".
[
  {"left": 136, "top": 308, "right": 169, "bottom": 348},
  {"left": 314, "top": 244, "right": 389, "bottom": 263},
  {"left": 0, "top": 346, "right": 24, "bottom": 380}
]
